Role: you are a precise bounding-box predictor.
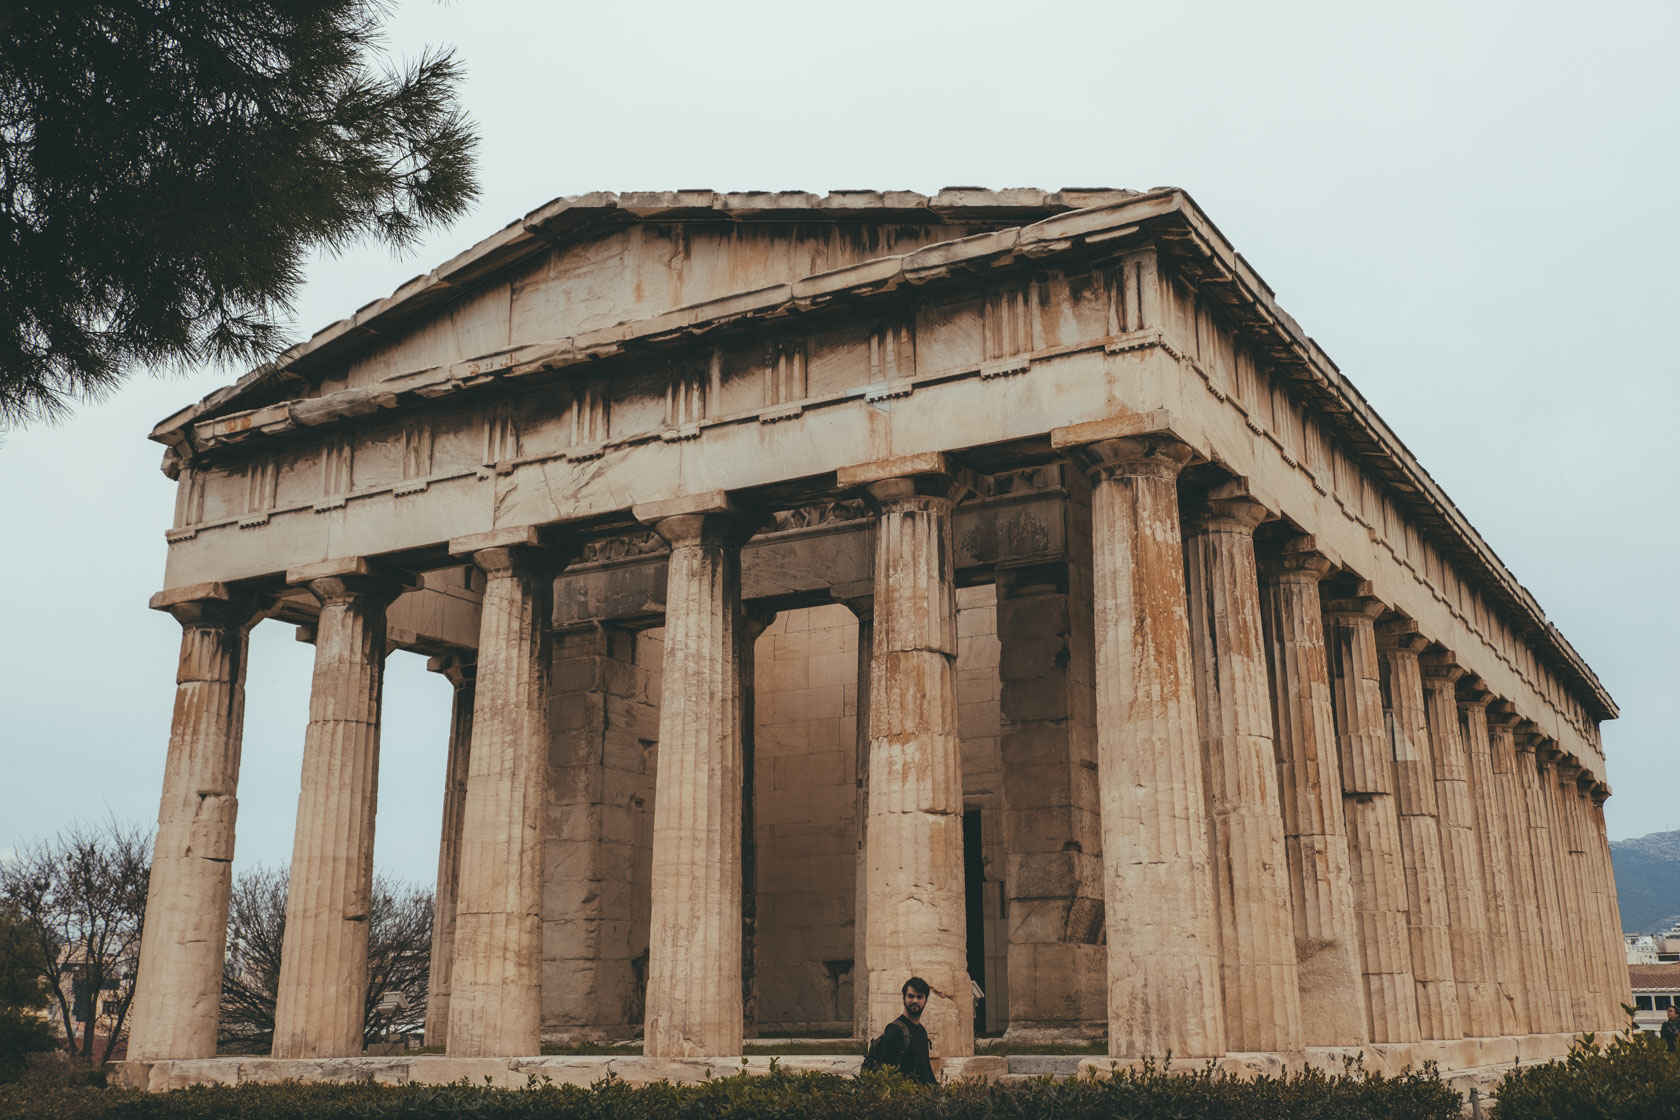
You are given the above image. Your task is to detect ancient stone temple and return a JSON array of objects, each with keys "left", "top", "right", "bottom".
[{"left": 120, "top": 188, "right": 1625, "bottom": 1087}]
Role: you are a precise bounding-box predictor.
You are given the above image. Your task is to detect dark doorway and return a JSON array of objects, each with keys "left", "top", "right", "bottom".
[{"left": 962, "top": 808, "right": 986, "bottom": 1034}]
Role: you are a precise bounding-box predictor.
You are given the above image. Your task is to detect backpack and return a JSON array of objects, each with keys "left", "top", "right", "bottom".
[{"left": 860, "top": 1018, "right": 903, "bottom": 1072}]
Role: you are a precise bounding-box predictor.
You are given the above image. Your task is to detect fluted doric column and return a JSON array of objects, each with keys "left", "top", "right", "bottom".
[
  {"left": 1516, "top": 731, "right": 1572, "bottom": 1032},
  {"left": 128, "top": 584, "right": 260, "bottom": 1061},
  {"left": 1057, "top": 431, "right": 1223, "bottom": 1060},
  {"left": 273, "top": 560, "right": 404, "bottom": 1058},
  {"left": 837, "top": 455, "right": 974, "bottom": 1060},
  {"left": 1458, "top": 689, "right": 1525, "bottom": 1037},
  {"left": 1419, "top": 654, "right": 1496, "bottom": 1038},
  {"left": 1541, "top": 752, "right": 1592, "bottom": 1030},
  {"left": 1323, "top": 587, "right": 1418, "bottom": 1043},
  {"left": 1259, "top": 540, "right": 1366, "bottom": 1047},
  {"left": 423, "top": 655, "right": 476, "bottom": 1049},
  {"left": 636, "top": 495, "right": 751, "bottom": 1057},
  {"left": 445, "top": 531, "right": 555, "bottom": 1057},
  {"left": 1487, "top": 710, "right": 1553, "bottom": 1034},
  {"left": 1376, "top": 620, "right": 1460, "bottom": 1041},
  {"left": 739, "top": 608, "right": 774, "bottom": 1039},
  {"left": 1588, "top": 788, "right": 1630, "bottom": 1029},
  {"left": 1183, "top": 482, "right": 1302, "bottom": 1053},
  {"left": 1567, "top": 772, "right": 1613, "bottom": 1032},
  {"left": 1550, "top": 757, "right": 1599, "bottom": 1029}
]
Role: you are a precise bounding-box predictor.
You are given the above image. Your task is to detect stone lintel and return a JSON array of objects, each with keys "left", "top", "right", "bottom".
[{"left": 829, "top": 579, "right": 874, "bottom": 618}]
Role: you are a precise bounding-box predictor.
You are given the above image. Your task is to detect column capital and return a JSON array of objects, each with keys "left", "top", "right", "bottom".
[
  {"left": 449, "top": 526, "right": 574, "bottom": 576},
  {"left": 149, "top": 582, "right": 263, "bottom": 629},
  {"left": 632, "top": 491, "right": 762, "bottom": 549},
  {"left": 837, "top": 452, "right": 975, "bottom": 506},
  {"left": 1419, "top": 648, "right": 1466, "bottom": 686},
  {"left": 1457, "top": 675, "right": 1493, "bottom": 710},
  {"left": 1375, "top": 614, "right": 1430, "bottom": 656},
  {"left": 1183, "top": 478, "right": 1270, "bottom": 535},
  {"left": 1263, "top": 535, "right": 1334, "bottom": 582},
  {"left": 286, "top": 556, "right": 414, "bottom": 605},
  {"left": 1317, "top": 577, "right": 1384, "bottom": 621},
  {"left": 426, "top": 653, "right": 477, "bottom": 690},
  {"left": 1056, "top": 432, "right": 1194, "bottom": 485}
]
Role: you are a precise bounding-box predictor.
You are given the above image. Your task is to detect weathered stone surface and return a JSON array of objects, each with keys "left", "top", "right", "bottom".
[
  {"left": 446, "top": 543, "right": 554, "bottom": 1057},
  {"left": 1183, "top": 484, "right": 1302, "bottom": 1053},
  {"left": 1487, "top": 712, "right": 1553, "bottom": 1035},
  {"left": 1516, "top": 733, "right": 1572, "bottom": 1034},
  {"left": 1063, "top": 433, "right": 1223, "bottom": 1060},
  {"left": 853, "top": 460, "right": 974, "bottom": 1059},
  {"left": 641, "top": 503, "right": 749, "bottom": 1057},
  {"left": 1259, "top": 542, "right": 1366, "bottom": 1047},
  {"left": 424, "top": 655, "right": 475, "bottom": 1049},
  {"left": 128, "top": 589, "right": 259, "bottom": 1061},
  {"left": 130, "top": 189, "right": 1624, "bottom": 1076},
  {"left": 1377, "top": 622, "right": 1460, "bottom": 1041},
  {"left": 1323, "top": 591, "right": 1417, "bottom": 1043},
  {"left": 995, "top": 477, "right": 1104, "bottom": 1038},
  {"left": 1458, "top": 693, "right": 1524, "bottom": 1037},
  {"left": 273, "top": 568, "right": 402, "bottom": 1059},
  {"left": 1419, "top": 655, "right": 1496, "bottom": 1038}
]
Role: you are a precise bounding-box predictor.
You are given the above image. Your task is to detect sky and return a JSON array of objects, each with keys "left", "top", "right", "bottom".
[{"left": 2, "top": 0, "right": 1676, "bottom": 890}]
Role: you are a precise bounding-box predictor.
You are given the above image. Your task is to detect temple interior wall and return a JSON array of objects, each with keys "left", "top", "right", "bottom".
[{"left": 536, "top": 592, "right": 1011, "bottom": 1040}]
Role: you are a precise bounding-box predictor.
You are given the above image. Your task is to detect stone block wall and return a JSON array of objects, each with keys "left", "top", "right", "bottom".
[{"left": 542, "top": 625, "right": 662, "bottom": 1040}]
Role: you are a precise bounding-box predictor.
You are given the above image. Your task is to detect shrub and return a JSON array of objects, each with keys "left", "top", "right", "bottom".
[
  {"left": 0, "top": 1058, "right": 1463, "bottom": 1120},
  {"left": 1492, "top": 1027, "right": 1680, "bottom": 1119},
  {"left": 0, "top": 1009, "right": 57, "bottom": 1084}
]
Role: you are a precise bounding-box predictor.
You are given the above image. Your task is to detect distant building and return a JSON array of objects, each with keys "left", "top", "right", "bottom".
[
  {"left": 1629, "top": 963, "right": 1680, "bottom": 1034},
  {"left": 1624, "top": 923, "right": 1680, "bottom": 964}
]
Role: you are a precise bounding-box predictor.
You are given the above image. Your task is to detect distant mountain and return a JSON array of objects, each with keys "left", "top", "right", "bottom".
[{"left": 1611, "top": 829, "right": 1680, "bottom": 935}]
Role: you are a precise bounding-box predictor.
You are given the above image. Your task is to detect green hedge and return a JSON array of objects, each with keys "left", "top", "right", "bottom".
[
  {"left": 1492, "top": 1029, "right": 1680, "bottom": 1119},
  {"left": 0, "top": 1061, "right": 1460, "bottom": 1120}
]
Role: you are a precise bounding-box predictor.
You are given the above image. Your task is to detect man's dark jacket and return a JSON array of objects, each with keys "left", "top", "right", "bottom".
[
  {"left": 1662, "top": 1014, "right": 1679, "bottom": 1052},
  {"left": 871, "top": 1014, "right": 936, "bottom": 1084}
]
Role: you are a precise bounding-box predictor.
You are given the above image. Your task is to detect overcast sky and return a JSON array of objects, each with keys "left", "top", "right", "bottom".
[{"left": 3, "top": 0, "right": 1675, "bottom": 890}]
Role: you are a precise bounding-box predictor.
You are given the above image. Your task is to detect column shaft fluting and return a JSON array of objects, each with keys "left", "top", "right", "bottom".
[
  {"left": 1542, "top": 756, "right": 1592, "bottom": 1029},
  {"left": 1517, "top": 737, "right": 1572, "bottom": 1032},
  {"left": 1260, "top": 547, "right": 1367, "bottom": 1047},
  {"left": 860, "top": 471, "right": 973, "bottom": 1059},
  {"left": 273, "top": 572, "right": 398, "bottom": 1059},
  {"left": 1460, "top": 698, "right": 1525, "bottom": 1037},
  {"left": 1324, "top": 594, "right": 1418, "bottom": 1043},
  {"left": 128, "top": 590, "right": 257, "bottom": 1061},
  {"left": 1378, "top": 628, "right": 1460, "bottom": 1040},
  {"left": 1556, "top": 765, "right": 1604, "bottom": 1028},
  {"left": 1574, "top": 780, "right": 1616, "bottom": 1032},
  {"left": 423, "top": 657, "right": 475, "bottom": 1049},
  {"left": 447, "top": 545, "right": 553, "bottom": 1057},
  {"left": 1073, "top": 436, "right": 1224, "bottom": 1060},
  {"left": 1589, "top": 793, "right": 1630, "bottom": 1028},
  {"left": 1420, "top": 661, "right": 1497, "bottom": 1038},
  {"left": 1488, "top": 718, "right": 1553, "bottom": 1034},
  {"left": 643, "top": 511, "right": 746, "bottom": 1057},
  {"left": 1184, "top": 488, "right": 1302, "bottom": 1053}
]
